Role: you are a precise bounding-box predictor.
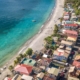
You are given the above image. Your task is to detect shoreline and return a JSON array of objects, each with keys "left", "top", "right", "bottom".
[
  {"left": 0, "top": 0, "right": 57, "bottom": 67},
  {"left": 0, "top": 0, "right": 65, "bottom": 79},
  {"left": 0, "top": 0, "right": 56, "bottom": 67}
]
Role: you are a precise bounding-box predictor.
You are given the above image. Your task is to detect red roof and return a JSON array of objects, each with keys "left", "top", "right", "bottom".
[
  {"left": 73, "top": 60, "right": 80, "bottom": 68},
  {"left": 43, "top": 76, "right": 55, "bottom": 80},
  {"left": 64, "top": 30, "right": 78, "bottom": 35},
  {"left": 64, "top": 24, "right": 78, "bottom": 27},
  {"left": 64, "top": 12, "right": 69, "bottom": 16},
  {"left": 14, "top": 64, "right": 32, "bottom": 75}
]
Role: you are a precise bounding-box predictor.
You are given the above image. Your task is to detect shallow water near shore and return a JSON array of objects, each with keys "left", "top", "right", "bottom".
[{"left": 0, "top": 0, "right": 55, "bottom": 66}]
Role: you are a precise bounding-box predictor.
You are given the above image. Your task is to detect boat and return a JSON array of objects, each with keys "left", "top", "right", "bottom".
[{"left": 32, "top": 20, "right": 36, "bottom": 22}]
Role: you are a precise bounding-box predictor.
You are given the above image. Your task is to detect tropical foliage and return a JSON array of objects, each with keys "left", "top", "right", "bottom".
[
  {"left": 65, "top": 0, "right": 80, "bottom": 15},
  {"left": 26, "top": 48, "right": 33, "bottom": 56},
  {"left": 44, "top": 36, "right": 53, "bottom": 44},
  {"left": 9, "top": 65, "right": 14, "bottom": 71}
]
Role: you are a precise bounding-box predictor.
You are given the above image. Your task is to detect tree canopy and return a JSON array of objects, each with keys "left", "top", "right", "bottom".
[
  {"left": 26, "top": 48, "right": 33, "bottom": 56},
  {"left": 44, "top": 36, "right": 53, "bottom": 44}
]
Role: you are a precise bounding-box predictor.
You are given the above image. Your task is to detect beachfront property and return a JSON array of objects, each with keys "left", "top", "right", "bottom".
[
  {"left": 2, "top": 1, "right": 80, "bottom": 80},
  {"left": 14, "top": 64, "right": 33, "bottom": 75},
  {"left": 62, "top": 20, "right": 74, "bottom": 25},
  {"left": 64, "top": 23, "right": 78, "bottom": 30},
  {"left": 63, "top": 12, "right": 71, "bottom": 21},
  {"left": 62, "top": 29, "right": 78, "bottom": 38},
  {"left": 20, "top": 58, "right": 36, "bottom": 66}
]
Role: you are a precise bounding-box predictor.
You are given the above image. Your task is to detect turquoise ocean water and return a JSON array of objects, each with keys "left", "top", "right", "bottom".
[{"left": 0, "top": 0, "right": 55, "bottom": 66}]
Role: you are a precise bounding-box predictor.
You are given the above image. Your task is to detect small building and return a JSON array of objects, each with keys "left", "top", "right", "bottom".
[
  {"left": 64, "top": 23, "right": 78, "bottom": 29},
  {"left": 62, "top": 20, "right": 74, "bottom": 26},
  {"left": 69, "top": 66, "right": 75, "bottom": 73},
  {"left": 62, "top": 30, "right": 78, "bottom": 38},
  {"left": 68, "top": 76, "right": 79, "bottom": 80},
  {"left": 43, "top": 75, "right": 56, "bottom": 80},
  {"left": 73, "top": 60, "right": 80, "bottom": 68},
  {"left": 68, "top": 66, "right": 80, "bottom": 80},
  {"left": 21, "top": 75, "right": 33, "bottom": 80},
  {"left": 71, "top": 13, "right": 77, "bottom": 21},
  {"left": 37, "top": 72, "right": 44, "bottom": 80},
  {"left": 61, "top": 40, "right": 73, "bottom": 46},
  {"left": 53, "top": 48, "right": 71, "bottom": 62},
  {"left": 14, "top": 64, "right": 33, "bottom": 75},
  {"left": 74, "top": 55, "right": 80, "bottom": 60},
  {"left": 67, "top": 37, "right": 77, "bottom": 42},
  {"left": 47, "top": 67, "right": 59, "bottom": 76},
  {"left": 21, "top": 58, "right": 36, "bottom": 66},
  {"left": 63, "top": 15, "right": 70, "bottom": 20},
  {"left": 4, "top": 77, "right": 11, "bottom": 80},
  {"left": 63, "top": 12, "right": 70, "bottom": 16}
]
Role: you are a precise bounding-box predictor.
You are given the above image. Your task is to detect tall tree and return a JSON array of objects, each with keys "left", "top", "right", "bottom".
[{"left": 26, "top": 48, "right": 33, "bottom": 57}]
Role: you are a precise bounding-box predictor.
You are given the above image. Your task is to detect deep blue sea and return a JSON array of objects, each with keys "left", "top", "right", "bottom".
[{"left": 0, "top": 0, "right": 55, "bottom": 66}]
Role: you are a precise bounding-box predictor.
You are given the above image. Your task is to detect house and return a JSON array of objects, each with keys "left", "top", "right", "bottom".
[
  {"left": 73, "top": 55, "right": 80, "bottom": 68},
  {"left": 71, "top": 13, "right": 77, "bottom": 21},
  {"left": 47, "top": 67, "right": 59, "bottom": 76},
  {"left": 61, "top": 40, "right": 73, "bottom": 46},
  {"left": 12, "top": 74, "right": 21, "bottom": 80},
  {"left": 74, "top": 21, "right": 80, "bottom": 25},
  {"left": 37, "top": 72, "right": 44, "bottom": 80},
  {"left": 63, "top": 15, "right": 70, "bottom": 20},
  {"left": 62, "top": 20, "right": 74, "bottom": 25},
  {"left": 62, "top": 30, "right": 78, "bottom": 38},
  {"left": 14, "top": 64, "right": 33, "bottom": 75},
  {"left": 21, "top": 58, "right": 36, "bottom": 66},
  {"left": 12, "top": 74, "right": 33, "bottom": 80},
  {"left": 64, "top": 23, "right": 78, "bottom": 29},
  {"left": 67, "top": 37, "right": 77, "bottom": 42},
  {"left": 43, "top": 75, "right": 56, "bottom": 80},
  {"left": 68, "top": 66, "right": 80, "bottom": 80},
  {"left": 74, "top": 55, "right": 80, "bottom": 60},
  {"left": 68, "top": 76, "right": 79, "bottom": 80},
  {"left": 4, "top": 77, "right": 11, "bottom": 80},
  {"left": 73, "top": 60, "right": 80, "bottom": 68},
  {"left": 53, "top": 48, "right": 70, "bottom": 62},
  {"left": 69, "top": 66, "right": 75, "bottom": 73},
  {"left": 21, "top": 75, "right": 33, "bottom": 80},
  {"left": 37, "top": 58, "right": 52, "bottom": 67}
]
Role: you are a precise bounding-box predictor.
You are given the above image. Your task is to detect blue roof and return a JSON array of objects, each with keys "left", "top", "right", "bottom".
[
  {"left": 65, "top": 21, "right": 74, "bottom": 24},
  {"left": 53, "top": 55, "right": 67, "bottom": 61}
]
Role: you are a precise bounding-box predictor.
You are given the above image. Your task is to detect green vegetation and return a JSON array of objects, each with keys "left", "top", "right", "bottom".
[
  {"left": 19, "top": 54, "right": 24, "bottom": 58},
  {"left": 44, "top": 36, "right": 53, "bottom": 44},
  {"left": 65, "top": 0, "right": 80, "bottom": 15},
  {"left": 14, "top": 60, "right": 18, "bottom": 66},
  {"left": 54, "top": 24, "right": 58, "bottom": 33},
  {"left": 9, "top": 65, "right": 14, "bottom": 71},
  {"left": 26, "top": 48, "right": 33, "bottom": 56}
]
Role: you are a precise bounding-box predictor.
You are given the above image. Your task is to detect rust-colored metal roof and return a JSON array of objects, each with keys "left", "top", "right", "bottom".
[
  {"left": 64, "top": 30, "right": 78, "bottom": 35},
  {"left": 14, "top": 64, "right": 33, "bottom": 75},
  {"left": 64, "top": 24, "right": 78, "bottom": 27}
]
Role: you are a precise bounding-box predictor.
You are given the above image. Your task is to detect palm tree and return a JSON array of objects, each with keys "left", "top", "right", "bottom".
[
  {"left": 14, "top": 60, "right": 18, "bottom": 66},
  {"left": 16, "top": 56, "right": 21, "bottom": 62},
  {"left": 9, "top": 65, "right": 14, "bottom": 71},
  {"left": 26, "top": 48, "right": 33, "bottom": 57},
  {"left": 23, "top": 53, "right": 27, "bottom": 57},
  {"left": 19, "top": 54, "right": 23, "bottom": 58}
]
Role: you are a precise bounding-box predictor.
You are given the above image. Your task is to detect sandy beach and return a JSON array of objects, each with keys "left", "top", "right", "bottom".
[{"left": 0, "top": 0, "right": 64, "bottom": 79}]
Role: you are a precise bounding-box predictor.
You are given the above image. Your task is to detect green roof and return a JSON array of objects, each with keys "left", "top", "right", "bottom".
[{"left": 22, "top": 58, "right": 36, "bottom": 66}]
